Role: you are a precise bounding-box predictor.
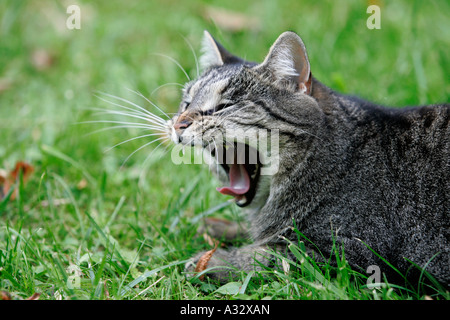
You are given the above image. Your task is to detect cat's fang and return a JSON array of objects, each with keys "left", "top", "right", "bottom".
[
  {"left": 250, "top": 164, "right": 259, "bottom": 179},
  {"left": 236, "top": 195, "right": 247, "bottom": 206}
]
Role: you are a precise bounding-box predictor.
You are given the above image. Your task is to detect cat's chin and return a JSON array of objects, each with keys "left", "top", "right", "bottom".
[{"left": 209, "top": 142, "right": 262, "bottom": 207}]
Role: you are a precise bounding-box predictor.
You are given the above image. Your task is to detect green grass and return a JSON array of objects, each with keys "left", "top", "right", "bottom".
[{"left": 0, "top": 0, "right": 449, "bottom": 300}]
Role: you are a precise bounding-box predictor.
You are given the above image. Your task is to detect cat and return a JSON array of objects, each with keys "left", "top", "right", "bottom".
[{"left": 167, "top": 31, "right": 449, "bottom": 288}]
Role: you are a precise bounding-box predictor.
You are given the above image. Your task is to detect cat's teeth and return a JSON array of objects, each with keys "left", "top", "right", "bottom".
[
  {"left": 250, "top": 164, "right": 259, "bottom": 180},
  {"left": 236, "top": 196, "right": 247, "bottom": 205}
]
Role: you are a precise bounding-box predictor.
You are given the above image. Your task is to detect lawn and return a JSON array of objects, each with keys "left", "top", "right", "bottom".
[{"left": 0, "top": 0, "right": 448, "bottom": 300}]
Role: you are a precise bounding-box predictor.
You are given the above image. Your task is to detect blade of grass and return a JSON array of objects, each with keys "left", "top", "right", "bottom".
[
  {"left": 355, "top": 238, "right": 410, "bottom": 286},
  {"left": 84, "top": 210, "right": 129, "bottom": 271},
  {"left": 52, "top": 173, "right": 85, "bottom": 235},
  {"left": 117, "top": 239, "right": 146, "bottom": 297},
  {"left": 0, "top": 186, "right": 14, "bottom": 213},
  {"left": 403, "top": 254, "right": 446, "bottom": 294},
  {"left": 119, "top": 259, "right": 189, "bottom": 296},
  {"left": 105, "top": 195, "right": 126, "bottom": 229},
  {"left": 239, "top": 270, "right": 254, "bottom": 295},
  {"left": 41, "top": 144, "right": 97, "bottom": 188}
]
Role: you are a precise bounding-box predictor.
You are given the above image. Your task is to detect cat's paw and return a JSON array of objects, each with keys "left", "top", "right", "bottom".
[
  {"left": 197, "top": 217, "right": 248, "bottom": 243},
  {"left": 184, "top": 248, "right": 235, "bottom": 282},
  {"left": 183, "top": 257, "right": 198, "bottom": 279}
]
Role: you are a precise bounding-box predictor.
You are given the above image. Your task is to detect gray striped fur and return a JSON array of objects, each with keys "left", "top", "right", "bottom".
[{"left": 174, "top": 31, "right": 449, "bottom": 287}]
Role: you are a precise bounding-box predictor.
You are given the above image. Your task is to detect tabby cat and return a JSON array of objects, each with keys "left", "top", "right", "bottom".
[{"left": 168, "top": 31, "right": 449, "bottom": 287}]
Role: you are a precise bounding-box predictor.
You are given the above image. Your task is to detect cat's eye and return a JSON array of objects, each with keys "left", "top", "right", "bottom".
[
  {"left": 181, "top": 101, "right": 190, "bottom": 112},
  {"left": 215, "top": 103, "right": 233, "bottom": 112},
  {"left": 199, "top": 102, "right": 233, "bottom": 116}
]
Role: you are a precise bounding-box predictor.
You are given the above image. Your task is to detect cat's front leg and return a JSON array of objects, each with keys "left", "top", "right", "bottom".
[
  {"left": 184, "top": 244, "right": 275, "bottom": 283},
  {"left": 196, "top": 217, "right": 249, "bottom": 243}
]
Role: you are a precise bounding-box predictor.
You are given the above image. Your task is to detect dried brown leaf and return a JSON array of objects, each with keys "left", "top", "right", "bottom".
[
  {"left": 10, "top": 161, "right": 34, "bottom": 181},
  {"left": 202, "top": 232, "right": 226, "bottom": 248},
  {"left": 194, "top": 241, "right": 219, "bottom": 281},
  {"left": 0, "top": 78, "right": 12, "bottom": 94},
  {"left": 0, "top": 291, "right": 40, "bottom": 300},
  {"left": 77, "top": 178, "right": 88, "bottom": 190},
  {"left": 26, "top": 293, "right": 41, "bottom": 300},
  {"left": 0, "top": 291, "right": 11, "bottom": 300},
  {"left": 31, "top": 49, "right": 55, "bottom": 71},
  {"left": 202, "top": 232, "right": 217, "bottom": 247},
  {"left": 0, "top": 161, "right": 34, "bottom": 201},
  {"left": 203, "top": 6, "right": 261, "bottom": 32},
  {"left": 104, "top": 280, "right": 110, "bottom": 299}
]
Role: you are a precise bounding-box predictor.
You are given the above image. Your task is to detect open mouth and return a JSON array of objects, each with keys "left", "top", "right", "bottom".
[{"left": 210, "top": 142, "right": 261, "bottom": 207}]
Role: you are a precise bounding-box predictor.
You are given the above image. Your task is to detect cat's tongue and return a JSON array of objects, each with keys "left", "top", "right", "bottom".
[{"left": 216, "top": 163, "right": 250, "bottom": 197}]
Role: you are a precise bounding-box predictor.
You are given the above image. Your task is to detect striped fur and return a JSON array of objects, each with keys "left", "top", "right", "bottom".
[{"left": 174, "top": 31, "right": 449, "bottom": 287}]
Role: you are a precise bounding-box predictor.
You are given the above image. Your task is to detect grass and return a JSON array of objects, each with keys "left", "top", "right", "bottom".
[{"left": 0, "top": 0, "right": 449, "bottom": 300}]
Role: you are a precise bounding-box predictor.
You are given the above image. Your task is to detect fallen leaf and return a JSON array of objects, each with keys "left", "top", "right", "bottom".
[
  {"left": 0, "top": 161, "right": 34, "bottom": 201},
  {"left": 104, "top": 280, "right": 110, "bottom": 300},
  {"left": 77, "top": 178, "right": 88, "bottom": 190},
  {"left": 0, "top": 78, "right": 12, "bottom": 94},
  {"left": 0, "top": 291, "right": 11, "bottom": 300},
  {"left": 31, "top": 49, "right": 55, "bottom": 71},
  {"left": 203, "top": 6, "right": 261, "bottom": 32},
  {"left": 194, "top": 240, "right": 220, "bottom": 281},
  {"left": 0, "top": 170, "right": 7, "bottom": 196},
  {"left": 26, "top": 293, "right": 41, "bottom": 300},
  {"left": 367, "top": 0, "right": 383, "bottom": 8},
  {"left": 0, "top": 291, "right": 40, "bottom": 300},
  {"left": 10, "top": 161, "right": 34, "bottom": 181},
  {"left": 202, "top": 232, "right": 226, "bottom": 248}
]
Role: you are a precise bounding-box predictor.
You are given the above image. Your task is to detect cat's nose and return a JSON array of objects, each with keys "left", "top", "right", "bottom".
[
  {"left": 172, "top": 119, "right": 193, "bottom": 144},
  {"left": 173, "top": 120, "right": 192, "bottom": 131}
]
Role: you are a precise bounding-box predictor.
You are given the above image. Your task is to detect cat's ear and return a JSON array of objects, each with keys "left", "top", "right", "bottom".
[
  {"left": 257, "top": 31, "right": 312, "bottom": 94},
  {"left": 200, "top": 30, "right": 244, "bottom": 70}
]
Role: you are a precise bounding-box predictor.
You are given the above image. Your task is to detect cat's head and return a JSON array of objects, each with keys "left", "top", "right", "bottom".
[{"left": 168, "top": 31, "right": 320, "bottom": 208}]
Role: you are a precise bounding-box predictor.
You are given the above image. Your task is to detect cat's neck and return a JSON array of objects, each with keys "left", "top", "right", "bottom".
[
  {"left": 310, "top": 76, "right": 333, "bottom": 102},
  {"left": 310, "top": 76, "right": 350, "bottom": 115},
  {"left": 311, "top": 76, "right": 383, "bottom": 116}
]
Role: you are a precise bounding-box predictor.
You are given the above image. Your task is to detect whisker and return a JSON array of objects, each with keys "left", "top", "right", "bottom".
[
  {"left": 84, "top": 105, "right": 144, "bottom": 117},
  {"left": 95, "top": 91, "right": 168, "bottom": 124},
  {"left": 88, "top": 101, "right": 155, "bottom": 120},
  {"left": 152, "top": 53, "right": 191, "bottom": 81},
  {"left": 150, "top": 82, "right": 184, "bottom": 96},
  {"left": 138, "top": 138, "right": 172, "bottom": 185},
  {"left": 126, "top": 88, "right": 171, "bottom": 120},
  {"left": 104, "top": 133, "right": 167, "bottom": 153},
  {"left": 212, "top": 136, "right": 220, "bottom": 175},
  {"left": 91, "top": 108, "right": 167, "bottom": 127},
  {"left": 182, "top": 35, "right": 200, "bottom": 78},
  {"left": 79, "top": 120, "right": 166, "bottom": 131},
  {"left": 82, "top": 124, "right": 159, "bottom": 137},
  {"left": 101, "top": 102, "right": 166, "bottom": 128},
  {"left": 120, "top": 136, "right": 168, "bottom": 169}
]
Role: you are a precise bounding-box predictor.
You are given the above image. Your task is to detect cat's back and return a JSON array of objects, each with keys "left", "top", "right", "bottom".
[
  {"left": 334, "top": 93, "right": 450, "bottom": 166},
  {"left": 328, "top": 94, "right": 449, "bottom": 219},
  {"left": 316, "top": 97, "right": 450, "bottom": 284},
  {"left": 375, "top": 102, "right": 450, "bottom": 163}
]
